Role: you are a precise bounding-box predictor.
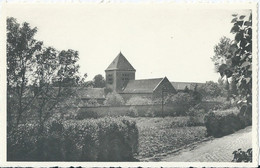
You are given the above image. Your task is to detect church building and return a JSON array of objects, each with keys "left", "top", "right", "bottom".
[{"left": 105, "top": 52, "right": 177, "bottom": 100}]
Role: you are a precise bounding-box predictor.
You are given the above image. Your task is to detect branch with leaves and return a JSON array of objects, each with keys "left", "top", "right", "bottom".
[
  {"left": 7, "top": 17, "right": 85, "bottom": 131},
  {"left": 213, "top": 13, "right": 252, "bottom": 104}
]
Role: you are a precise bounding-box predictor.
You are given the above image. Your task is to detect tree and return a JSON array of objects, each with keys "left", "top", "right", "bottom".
[
  {"left": 93, "top": 74, "right": 105, "bottom": 88},
  {"left": 224, "top": 79, "right": 231, "bottom": 100},
  {"left": 211, "top": 37, "right": 234, "bottom": 101},
  {"left": 104, "top": 91, "right": 125, "bottom": 106},
  {"left": 82, "top": 80, "right": 94, "bottom": 88},
  {"left": 211, "top": 37, "right": 232, "bottom": 72},
  {"left": 230, "top": 76, "right": 238, "bottom": 96},
  {"left": 216, "top": 13, "right": 252, "bottom": 104},
  {"left": 7, "top": 17, "right": 43, "bottom": 128},
  {"left": 197, "top": 81, "right": 222, "bottom": 99},
  {"left": 32, "top": 47, "right": 82, "bottom": 132},
  {"left": 217, "top": 78, "right": 227, "bottom": 96},
  {"left": 7, "top": 17, "right": 83, "bottom": 131},
  {"left": 192, "top": 84, "right": 202, "bottom": 103},
  {"left": 183, "top": 86, "right": 190, "bottom": 93}
]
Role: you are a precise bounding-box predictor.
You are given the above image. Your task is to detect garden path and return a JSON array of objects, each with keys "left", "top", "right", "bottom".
[{"left": 161, "top": 126, "right": 252, "bottom": 162}]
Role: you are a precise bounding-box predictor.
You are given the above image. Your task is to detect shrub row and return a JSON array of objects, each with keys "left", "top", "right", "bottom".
[
  {"left": 7, "top": 117, "right": 139, "bottom": 161},
  {"left": 126, "top": 105, "right": 192, "bottom": 117},
  {"left": 204, "top": 105, "right": 252, "bottom": 138},
  {"left": 76, "top": 105, "right": 187, "bottom": 119}
]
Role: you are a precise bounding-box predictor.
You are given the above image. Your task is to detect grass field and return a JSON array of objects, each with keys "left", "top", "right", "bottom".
[{"left": 133, "top": 117, "right": 207, "bottom": 159}]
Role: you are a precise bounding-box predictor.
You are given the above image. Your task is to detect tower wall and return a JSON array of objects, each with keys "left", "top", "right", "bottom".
[
  {"left": 105, "top": 52, "right": 136, "bottom": 93},
  {"left": 105, "top": 70, "right": 135, "bottom": 92},
  {"left": 115, "top": 70, "right": 135, "bottom": 92},
  {"left": 105, "top": 70, "right": 116, "bottom": 91}
]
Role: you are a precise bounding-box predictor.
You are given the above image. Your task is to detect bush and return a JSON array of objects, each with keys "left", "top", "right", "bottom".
[
  {"left": 104, "top": 91, "right": 125, "bottom": 106},
  {"left": 170, "top": 117, "right": 189, "bottom": 127},
  {"left": 145, "top": 107, "right": 156, "bottom": 117},
  {"left": 126, "top": 106, "right": 139, "bottom": 117},
  {"left": 126, "top": 96, "right": 152, "bottom": 105},
  {"left": 187, "top": 106, "right": 206, "bottom": 126},
  {"left": 7, "top": 120, "right": 65, "bottom": 161},
  {"left": 197, "top": 81, "right": 223, "bottom": 99},
  {"left": 7, "top": 123, "right": 39, "bottom": 161},
  {"left": 7, "top": 117, "right": 139, "bottom": 161},
  {"left": 237, "top": 104, "right": 252, "bottom": 126},
  {"left": 75, "top": 109, "right": 99, "bottom": 119},
  {"left": 232, "top": 148, "right": 252, "bottom": 162},
  {"left": 205, "top": 103, "right": 252, "bottom": 138},
  {"left": 204, "top": 111, "right": 245, "bottom": 138},
  {"left": 86, "top": 98, "right": 100, "bottom": 107},
  {"left": 126, "top": 106, "right": 158, "bottom": 117},
  {"left": 213, "top": 98, "right": 233, "bottom": 110},
  {"left": 166, "top": 92, "right": 196, "bottom": 115}
]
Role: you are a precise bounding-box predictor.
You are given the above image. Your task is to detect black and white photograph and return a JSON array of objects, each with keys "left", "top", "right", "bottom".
[{"left": 0, "top": 2, "right": 258, "bottom": 167}]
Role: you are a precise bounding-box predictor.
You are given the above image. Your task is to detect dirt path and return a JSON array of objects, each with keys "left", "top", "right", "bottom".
[{"left": 161, "top": 126, "right": 252, "bottom": 162}]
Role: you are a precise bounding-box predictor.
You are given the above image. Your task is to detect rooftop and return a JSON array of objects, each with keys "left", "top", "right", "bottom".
[
  {"left": 105, "top": 52, "right": 136, "bottom": 71},
  {"left": 122, "top": 78, "right": 164, "bottom": 93}
]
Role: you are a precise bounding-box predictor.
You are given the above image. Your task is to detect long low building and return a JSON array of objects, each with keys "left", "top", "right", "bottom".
[{"left": 104, "top": 52, "right": 203, "bottom": 101}]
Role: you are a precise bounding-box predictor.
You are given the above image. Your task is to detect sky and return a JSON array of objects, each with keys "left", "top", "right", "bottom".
[{"left": 5, "top": 3, "right": 251, "bottom": 83}]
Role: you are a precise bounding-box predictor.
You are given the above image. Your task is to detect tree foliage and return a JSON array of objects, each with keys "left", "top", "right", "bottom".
[
  {"left": 7, "top": 17, "right": 43, "bottom": 127},
  {"left": 93, "top": 74, "right": 106, "bottom": 88},
  {"left": 212, "top": 37, "right": 232, "bottom": 72},
  {"left": 214, "top": 13, "right": 252, "bottom": 104},
  {"left": 104, "top": 91, "right": 125, "bottom": 106},
  {"left": 7, "top": 17, "right": 84, "bottom": 130},
  {"left": 197, "top": 81, "right": 222, "bottom": 99}
]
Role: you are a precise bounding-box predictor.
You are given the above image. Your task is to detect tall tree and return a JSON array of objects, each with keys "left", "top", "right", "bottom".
[
  {"left": 7, "top": 17, "right": 84, "bottom": 130},
  {"left": 93, "top": 74, "right": 106, "bottom": 88},
  {"left": 211, "top": 36, "right": 232, "bottom": 72},
  {"left": 224, "top": 79, "right": 230, "bottom": 100},
  {"left": 230, "top": 76, "right": 238, "bottom": 96},
  {"left": 7, "top": 17, "right": 42, "bottom": 127},
  {"left": 34, "top": 48, "right": 83, "bottom": 132},
  {"left": 217, "top": 13, "right": 252, "bottom": 104},
  {"left": 197, "top": 81, "right": 222, "bottom": 99}
]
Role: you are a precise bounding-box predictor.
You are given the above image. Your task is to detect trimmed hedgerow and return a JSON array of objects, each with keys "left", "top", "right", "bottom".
[
  {"left": 7, "top": 117, "right": 139, "bottom": 161},
  {"left": 204, "top": 105, "right": 252, "bottom": 138},
  {"left": 204, "top": 112, "right": 243, "bottom": 137},
  {"left": 75, "top": 109, "right": 99, "bottom": 119}
]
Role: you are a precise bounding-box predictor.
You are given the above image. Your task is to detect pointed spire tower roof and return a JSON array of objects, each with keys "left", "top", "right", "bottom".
[{"left": 105, "top": 52, "right": 136, "bottom": 71}]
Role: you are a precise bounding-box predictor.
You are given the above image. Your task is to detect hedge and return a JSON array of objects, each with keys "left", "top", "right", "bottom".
[
  {"left": 204, "top": 105, "right": 252, "bottom": 138},
  {"left": 7, "top": 117, "right": 139, "bottom": 161}
]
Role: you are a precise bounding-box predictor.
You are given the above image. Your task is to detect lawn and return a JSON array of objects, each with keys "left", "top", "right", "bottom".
[{"left": 133, "top": 117, "right": 207, "bottom": 159}]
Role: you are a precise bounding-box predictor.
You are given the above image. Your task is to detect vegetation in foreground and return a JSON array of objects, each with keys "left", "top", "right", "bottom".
[
  {"left": 8, "top": 117, "right": 138, "bottom": 161},
  {"left": 134, "top": 117, "right": 207, "bottom": 159},
  {"left": 6, "top": 11, "right": 253, "bottom": 162},
  {"left": 232, "top": 148, "right": 252, "bottom": 162}
]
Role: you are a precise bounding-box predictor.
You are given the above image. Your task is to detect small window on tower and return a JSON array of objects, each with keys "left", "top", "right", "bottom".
[{"left": 107, "top": 74, "right": 113, "bottom": 84}]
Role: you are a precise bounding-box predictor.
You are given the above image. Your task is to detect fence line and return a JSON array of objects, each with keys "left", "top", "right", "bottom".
[{"left": 76, "top": 101, "right": 221, "bottom": 118}]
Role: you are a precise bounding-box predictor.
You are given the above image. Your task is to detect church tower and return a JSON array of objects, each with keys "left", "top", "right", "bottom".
[{"left": 105, "top": 52, "right": 136, "bottom": 92}]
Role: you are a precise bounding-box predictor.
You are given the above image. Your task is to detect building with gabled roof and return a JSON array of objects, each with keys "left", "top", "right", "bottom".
[
  {"left": 105, "top": 52, "right": 136, "bottom": 92},
  {"left": 105, "top": 52, "right": 176, "bottom": 100},
  {"left": 104, "top": 52, "right": 205, "bottom": 100},
  {"left": 123, "top": 78, "right": 164, "bottom": 93},
  {"left": 106, "top": 52, "right": 136, "bottom": 71},
  {"left": 121, "top": 77, "right": 176, "bottom": 100}
]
